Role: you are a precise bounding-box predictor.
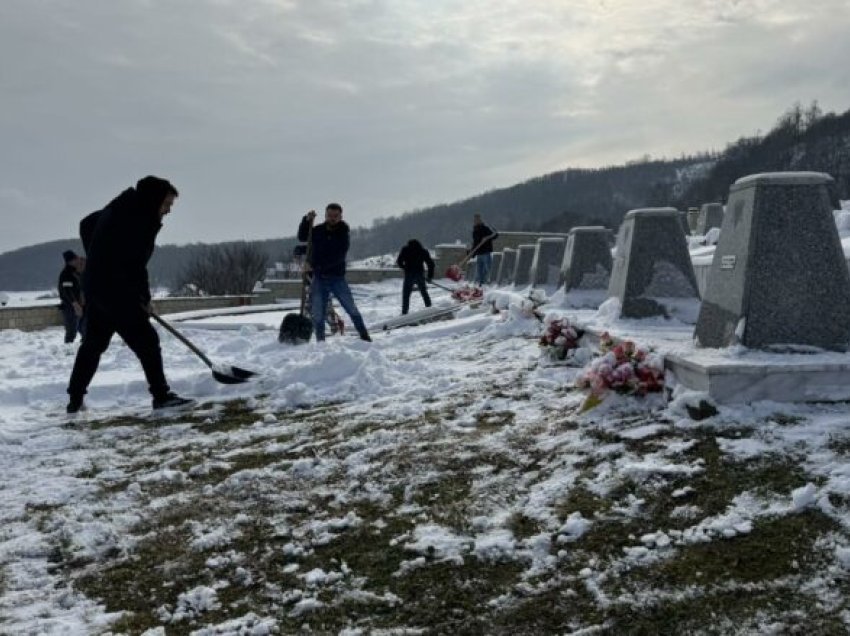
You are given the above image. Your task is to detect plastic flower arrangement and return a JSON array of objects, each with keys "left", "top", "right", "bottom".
[
  {"left": 539, "top": 316, "right": 585, "bottom": 361},
  {"left": 575, "top": 332, "right": 665, "bottom": 408},
  {"left": 451, "top": 285, "right": 484, "bottom": 303}
]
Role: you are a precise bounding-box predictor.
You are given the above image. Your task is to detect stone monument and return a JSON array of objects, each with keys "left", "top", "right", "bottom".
[
  {"left": 497, "top": 248, "right": 517, "bottom": 285},
  {"left": 512, "top": 245, "right": 536, "bottom": 287},
  {"left": 696, "top": 202, "right": 724, "bottom": 235},
  {"left": 530, "top": 237, "right": 567, "bottom": 287},
  {"left": 695, "top": 172, "right": 850, "bottom": 350},
  {"left": 608, "top": 208, "right": 701, "bottom": 319},
  {"left": 560, "top": 226, "right": 613, "bottom": 308},
  {"left": 490, "top": 252, "right": 502, "bottom": 285}
]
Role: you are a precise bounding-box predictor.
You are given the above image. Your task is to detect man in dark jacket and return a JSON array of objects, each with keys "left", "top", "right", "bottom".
[
  {"left": 396, "top": 239, "right": 435, "bottom": 315},
  {"left": 58, "top": 250, "right": 86, "bottom": 343},
  {"left": 470, "top": 214, "right": 499, "bottom": 286},
  {"left": 65, "top": 176, "right": 192, "bottom": 413},
  {"left": 297, "top": 203, "right": 370, "bottom": 342}
]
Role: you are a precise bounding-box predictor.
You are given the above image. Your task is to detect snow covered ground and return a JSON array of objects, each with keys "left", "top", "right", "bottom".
[{"left": 1, "top": 279, "right": 850, "bottom": 634}]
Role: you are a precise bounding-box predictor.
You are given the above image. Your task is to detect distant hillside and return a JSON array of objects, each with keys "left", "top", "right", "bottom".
[
  {"left": 349, "top": 155, "right": 709, "bottom": 257},
  {"left": 0, "top": 238, "right": 299, "bottom": 292},
  {"left": 3, "top": 102, "right": 848, "bottom": 291}
]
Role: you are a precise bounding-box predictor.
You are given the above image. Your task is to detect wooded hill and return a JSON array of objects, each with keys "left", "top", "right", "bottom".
[{"left": 2, "top": 102, "right": 848, "bottom": 292}]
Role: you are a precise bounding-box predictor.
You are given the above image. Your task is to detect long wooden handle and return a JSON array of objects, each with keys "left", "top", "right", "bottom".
[
  {"left": 459, "top": 233, "right": 497, "bottom": 266},
  {"left": 150, "top": 311, "right": 213, "bottom": 369},
  {"left": 299, "top": 219, "right": 314, "bottom": 316}
]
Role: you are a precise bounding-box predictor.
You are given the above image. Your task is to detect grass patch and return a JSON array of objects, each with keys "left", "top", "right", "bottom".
[{"left": 603, "top": 510, "right": 845, "bottom": 634}]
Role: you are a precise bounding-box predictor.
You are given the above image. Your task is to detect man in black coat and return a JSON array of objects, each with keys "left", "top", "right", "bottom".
[
  {"left": 396, "top": 239, "right": 435, "bottom": 315},
  {"left": 65, "top": 176, "right": 192, "bottom": 413},
  {"left": 297, "top": 203, "right": 371, "bottom": 342},
  {"left": 58, "top": 249, "right": 85, "bottom": 343},
  {"left": 470, "top": 214, "right": 499, "bottom": 286}
]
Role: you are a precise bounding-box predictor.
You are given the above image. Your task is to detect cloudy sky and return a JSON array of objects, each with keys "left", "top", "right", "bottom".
[{"left": 1, "top": 0, "right": 849, "bottom": 253}]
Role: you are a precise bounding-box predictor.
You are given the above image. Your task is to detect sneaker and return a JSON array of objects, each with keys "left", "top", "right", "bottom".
[
  {"left": 66, "top": 396, "right": 84, "bottom": 414},
  {"left": 152, "top": 392, "right": 195, "bottom": 410}
]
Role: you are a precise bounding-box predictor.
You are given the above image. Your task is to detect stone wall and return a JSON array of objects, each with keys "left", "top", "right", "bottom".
[{"left": 0, "top": 295, "right": 256, "bottom": 332}]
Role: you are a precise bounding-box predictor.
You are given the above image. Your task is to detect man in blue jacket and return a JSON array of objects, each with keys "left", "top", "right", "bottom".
[
  {"left": 298, "top": 203, "right": 371, "bottom": 342},
  {"left": 66, "top": 176, "right": 193, "bottom": 413}
]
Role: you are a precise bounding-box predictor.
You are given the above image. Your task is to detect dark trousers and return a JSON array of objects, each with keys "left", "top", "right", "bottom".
[
  {"left": 402, "top": 272, "right": 431, "bottom": 315},
  {"left": 61, "top": 305, "right": 85, "bottom": 343},
  {"left": 67, "top": 300, "right": 169, "bottom": 399}
]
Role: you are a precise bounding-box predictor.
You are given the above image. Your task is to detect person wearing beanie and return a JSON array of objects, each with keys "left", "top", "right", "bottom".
[
  {"left": 58, "top": 250, "right": 85, "bottom": 343},
  {"left": 65, "top": 176, "right": 193, "bottom": 414}
]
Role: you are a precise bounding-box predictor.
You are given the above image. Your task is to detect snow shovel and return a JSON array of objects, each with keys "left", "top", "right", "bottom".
[
  {"left": 445, "top": 233, "right": 497, "bottom": 282},
  {"left": 428, "top": 279, "right": 456, "bottom": 293},
  {"left": 150, "top": 311, "right": 257, "bottom": 384},
  {"left": 279, "top": 219, "right": 314, "bottom": 344}
]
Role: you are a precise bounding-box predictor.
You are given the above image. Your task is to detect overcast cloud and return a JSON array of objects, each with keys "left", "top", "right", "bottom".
[{"left": 1, "top": 0, "right": 849, "bottom": 252}]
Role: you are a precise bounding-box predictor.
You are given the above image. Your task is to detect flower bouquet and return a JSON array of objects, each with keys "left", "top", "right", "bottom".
[
  {"left": 451, "top": 285, "right": 484, "bottom": 303},
  {"left": 575, "top": 332, "right": 665, "bottom": 410},
  {"left": 539, "top": 316, "right": 586, "bottom": 363}
]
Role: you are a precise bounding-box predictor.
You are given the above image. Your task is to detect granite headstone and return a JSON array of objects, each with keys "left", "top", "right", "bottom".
[
  {"left": 512, "top": 245, "right": 536, "bottom": 287},
  {"left": 497, "top": 248, "right": 517, "bottom": 285},
  {"left": 490, "top": 252, "right": 502, "bottom": 285},
  {"left": 560, "top": 226, "right": 613, "bottom": 308},
  {"left": 694, "top": 172, "right": 850, "bottom": 350},
  {"left": 697, "top": 202, "right": 724, "bottom": 235},
  {"left": 530, "top": 237, "right": 567, "bottom": 287},
  {"left": 608, "top": 208, "right": 701, "bottom": 319}
]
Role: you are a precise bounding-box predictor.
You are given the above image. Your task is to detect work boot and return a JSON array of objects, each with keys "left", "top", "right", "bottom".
[
  {"left": 66, "top": 395, "right": 85, "bottom": 414},
  {"left": 152, "top": 392, "right": 195, "bottom": 410}
]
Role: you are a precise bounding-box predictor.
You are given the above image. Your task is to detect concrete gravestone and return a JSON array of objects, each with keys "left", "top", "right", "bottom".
[
  {"left": 530, "top": 238, "right": 567, "bottom": 287},
  {"left": 512, "top": 245, "right": 536, "bottom": 287},
  {"left": 497, "top": 248, "right": 517, "bottom": 285},
  {"left": 695, "top": 172, "right": 850, "bottom": 350},
  {"left": 678, "top": 210, "right": 691, "bottom": 235},
  {"left": 560, "top": 226, "right": 613, "bottom": 308},
  {"left": 607, "top": 208, "right": 701, "bottom": 319},
  {"left": 490, "top": 252, "right": 502, "bottom": 284},
  {"left": 697, "top": 202, "right": 724, "bottom": 235}
]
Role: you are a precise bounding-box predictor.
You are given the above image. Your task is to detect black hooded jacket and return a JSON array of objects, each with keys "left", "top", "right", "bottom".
[
  {"left": 396, "top": 240, "right": 435, "bottom": 279},
  {"left": 82, "top": 177, "right": 173, "bottom": 306},
  {"left": 58, "top": 265, "right": 83, "bottom": 307}
]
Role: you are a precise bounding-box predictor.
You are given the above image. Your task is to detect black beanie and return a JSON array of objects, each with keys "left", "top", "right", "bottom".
[
  {"left": 136, "top": 176, "right": 178, "bottom": 212},
  {"left": 63, "top": 250, "right": 77, "bottom": 263}
]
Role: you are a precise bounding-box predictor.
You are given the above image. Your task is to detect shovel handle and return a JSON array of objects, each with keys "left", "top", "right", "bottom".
[
  {"left": 150, "top": 311, "right": 214, "bottom": 369},
  {"left": 457, "top": 232, "right": 497, "bottom": 268}
]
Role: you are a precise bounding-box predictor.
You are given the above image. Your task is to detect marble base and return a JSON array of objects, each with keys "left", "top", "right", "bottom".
[
  {"left": 578, "top": 324, "right": 850, "bottom": 404},
  {"left": 665, "top": 355, "right": 850, "bottom": 403}
]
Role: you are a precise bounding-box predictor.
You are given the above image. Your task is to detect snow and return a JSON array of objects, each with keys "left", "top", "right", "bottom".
[{"left": 2, "top": 277, "right": 850, "bottom": 632}]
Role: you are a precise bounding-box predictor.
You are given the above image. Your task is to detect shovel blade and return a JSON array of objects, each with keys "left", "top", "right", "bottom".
[
  {"left": 211, "top": 364, "right": 258, "bottom": 384},
  {"left": 279, "top": 312, "right": 313, "bottom": 344},
  {"left": 229, "top": 366, "right": 257, "bottom": 380}
]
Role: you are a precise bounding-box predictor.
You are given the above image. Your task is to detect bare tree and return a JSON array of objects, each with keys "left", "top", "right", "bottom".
[{"left": 174, "top": 243, "right": 268, "bottom": 296}]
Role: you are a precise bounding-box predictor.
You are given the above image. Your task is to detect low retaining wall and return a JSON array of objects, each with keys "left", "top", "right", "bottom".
[{"left": 0, "top": 295, "right": 256, "bottom": 332}]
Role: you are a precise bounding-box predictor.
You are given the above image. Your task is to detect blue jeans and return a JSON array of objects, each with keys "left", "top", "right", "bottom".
[
  {"left": 476, "top": 253, "right": 493, "bottom": 285},
  {"left": 310, "top": 275, "right": 367, "bottom": 341}
]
